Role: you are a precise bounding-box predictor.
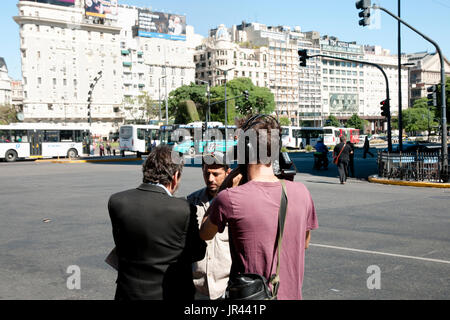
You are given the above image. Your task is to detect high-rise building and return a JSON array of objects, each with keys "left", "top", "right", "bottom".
[
  {"left": 117, "top": 4, "right": 199, "bottom": 124},
  {"left": 0, "top": 58, "right": 12, "bottom": 106},
  {"left": 14, "top": 0, "right": 122, "bottom": 136},
  {"left": 407, "top": 52, "right": 450, "bottom": 107},
  {"left": 14, "top": 0, "right": 201, "bottom": 136},
  {"left": 195, "top": 24, "right": 270, "bottom": 88}
]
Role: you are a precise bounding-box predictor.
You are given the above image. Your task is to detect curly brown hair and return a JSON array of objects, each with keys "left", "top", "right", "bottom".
[{"left": 142, "top": 145, "right": 184, "bottom": 186}]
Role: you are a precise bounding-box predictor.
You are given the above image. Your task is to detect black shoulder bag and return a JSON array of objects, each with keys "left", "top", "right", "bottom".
[{"left": 225, "top": 180, "right": 288, "bottom": 300}]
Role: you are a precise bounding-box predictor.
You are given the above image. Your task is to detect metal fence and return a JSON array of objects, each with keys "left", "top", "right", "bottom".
[{"left": 377, "top": 151, "right": 444, "bottom": 183}]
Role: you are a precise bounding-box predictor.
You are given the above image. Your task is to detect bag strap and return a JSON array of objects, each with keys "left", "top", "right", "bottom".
[
  {"left": 335, "top": 142, "right": 346, "bottom": 162},
  {"left": 269, "top": 179, "right": 288, "bottom": 298}
]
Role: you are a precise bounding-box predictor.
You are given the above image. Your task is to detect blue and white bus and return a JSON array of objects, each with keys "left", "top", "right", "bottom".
[
  {"left": 160, "top": 122, "right": 237, "bottom": 156},
  {"left": 0, "top": 123, "right": 90, "bottom": 162}
]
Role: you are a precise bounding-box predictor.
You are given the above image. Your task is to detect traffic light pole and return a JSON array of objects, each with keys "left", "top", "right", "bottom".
[
  {"left": 373, "top": 4, "right": 448, "bottom": 181},
  {"left": 308, "top": 53, "right": 392, "bottom": 152}
]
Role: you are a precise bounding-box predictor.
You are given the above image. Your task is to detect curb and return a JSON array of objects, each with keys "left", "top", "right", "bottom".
[{"left": 368, "top": 175, "right": 450, "bottom": 189}]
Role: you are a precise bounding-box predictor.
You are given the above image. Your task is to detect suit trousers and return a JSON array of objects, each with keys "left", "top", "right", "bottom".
[{"left": 337, "top": 160, "right": 349, "bottom": 183}]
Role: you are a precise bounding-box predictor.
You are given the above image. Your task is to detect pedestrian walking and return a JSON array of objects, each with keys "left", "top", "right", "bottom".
[
  {"left": 333, "top": 136, "right": 351, "bottom": 184},
  {"left": 106, "top": 142, "right": 112, "bottom": 156},
  {"left": 187, "top": 152, "right": 232, "bottom": 300},
  {"left": 99, "top": 142, "right": 105, "bottom": 157},
  {"left": 107, "top": 145, "right": 206, "bottom": 300},
  {"left": 200, "top": 114, "right": 318, "bottom": 300},
  {"left": 363, "top": 136, "right": 374, "bottom": 159}
]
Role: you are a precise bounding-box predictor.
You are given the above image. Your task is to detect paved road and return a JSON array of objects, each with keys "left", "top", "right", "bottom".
[{"left": 0, "top": 153, "right": 449, "bottom": 300}]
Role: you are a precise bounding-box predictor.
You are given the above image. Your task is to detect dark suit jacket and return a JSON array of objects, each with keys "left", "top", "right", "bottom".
[{"left": 108, "top": 184, "right": 206, "bottom": 300}]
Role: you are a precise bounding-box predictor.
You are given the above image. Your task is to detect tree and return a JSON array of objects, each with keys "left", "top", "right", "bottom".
[
  {"left": 401, "top": 107, "right": 438, "bottom": 135},
  {"left": 137, "top": 92, "right": 159, "bottom": 122},
  {"left": 279, "top": 116, "right": 291, "bottom": 126},
  {"left": 0, "top": 105, "right": 17, "bottom": 124},
  {"left": 346, "top": 114, "right": 365, "bottom": 130},
  {"left": 325, "top": 115, "right": 341, "bottom": 127},
  {"left": 168, "top": 83, "right": 207, "bottom": 121},
  {"left": 224, "top": 78, "right": 275, "bottom": 117},
  {"left": 175, "top": 100, "right": 200, "bottom": 124}
]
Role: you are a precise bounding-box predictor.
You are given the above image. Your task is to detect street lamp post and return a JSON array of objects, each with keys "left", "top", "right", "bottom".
[
  {"left": 373, "top": 4, "right": 448, "bottom": 180},
  {"left": 214, "top": 67, "right": 235, "bottom": 159},
  {"left": 158, "top": 75, "right": 167, "bottom": 123},
  {"left": 195, "top": 79, "right": 210, "bottom": 131},
  {"left": 87, "top": 71, "right": 103, "bottom": 128}
]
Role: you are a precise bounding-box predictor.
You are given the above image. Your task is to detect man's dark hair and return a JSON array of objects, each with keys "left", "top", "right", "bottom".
[
  {"left": 340, "top": 136, "right": 346, "bottom": 143},
  {"left": 236, "top": 114, "right": 281, "bottom": 163},
  {"left": 202, "top": 153, "right": 229, "bottom": 171},
  {"left": 143, "top": 145, "right": 184, "bottom": 187}
]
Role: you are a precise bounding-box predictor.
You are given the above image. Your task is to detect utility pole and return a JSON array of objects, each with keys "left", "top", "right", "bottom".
[
  {"left": 304, "top": 53, "right": 392, "bottom": 152},
  {"left": 373, "top": 4, "right": 448, "bottom": 181},
  {"left": 398, "top": 0, "right": 403, "bottom": 151}
]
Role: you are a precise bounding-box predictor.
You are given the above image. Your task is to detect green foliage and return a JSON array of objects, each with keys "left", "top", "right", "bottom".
[
  {"left": 0, "top": 105, "right": 18, "bottom": 125},
  {"left": 305, "top": 145, "right": 314, "bottom": 152},
  {"left": 345, "top": 114, "right": 364, "bottom": 130},
  {"left": 175, "top": 100, "right": 200, "bottom": 124},
  {"left": 168, "top": 83, "right": 207, "bottom": 121},
  {"left": 279, "top": 117, "right": 291, "bottom": 126},
  {"left": 225, "top": 78, "right": 275, "bottom": 117},
  {"left": 136, "top": 92, "right": 159, "bottom": 121},
  {"left": 325, "top": 115, "right": 341, "bottom": 127},
  {"left": 401, "top": 107, "right": 438, "bottom": 135},
  {"left": 167, "top": 78, "right": 275, "bottom": 124}
]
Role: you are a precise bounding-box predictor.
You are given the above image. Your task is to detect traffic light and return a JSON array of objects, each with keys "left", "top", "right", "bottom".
[
  {"left": 427, "top": 85, "right": 438, "bottom": 107},
  {"left": 355, "top": 0, "right": 371, "bottom": 26},
  {"left": 380, "top": 99, "right": 389, "bottom": 118},
  {"left": 243, "top": 90, "right": 249, "bottom": 100},
  {"left": 298, "top": 49, "right": 308, "bottom": 67}
]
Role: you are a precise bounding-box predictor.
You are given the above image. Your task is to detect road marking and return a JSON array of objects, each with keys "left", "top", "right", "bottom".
[{"left": 310, "top": 243, "right": 450, "bottom": 265}]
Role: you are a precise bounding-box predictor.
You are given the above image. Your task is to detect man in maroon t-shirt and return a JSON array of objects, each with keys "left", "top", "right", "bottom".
[{"left": 199, "top": 115, "right": 318, "bottom": 300}]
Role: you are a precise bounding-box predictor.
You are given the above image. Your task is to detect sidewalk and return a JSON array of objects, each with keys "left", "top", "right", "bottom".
[{"left": 369, "top": 175, "right": 450, "bottom": 189}]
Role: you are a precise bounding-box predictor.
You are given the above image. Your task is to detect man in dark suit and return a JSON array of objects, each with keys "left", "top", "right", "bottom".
[
  {"left": 108, "top": 145, "right": 206, "bottom": 300},
  {"left": 333, "top": 136, "right": 351, "bottom": 184}
]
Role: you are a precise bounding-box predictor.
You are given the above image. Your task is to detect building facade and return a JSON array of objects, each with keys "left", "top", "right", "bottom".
[
  {"left": 0, "top": 58, "right": 12, "bottom": 106},
  {"left": 15, "top": 0, "right": 201, "bottom": 136},
  {"left": 407, "top": 52, "right": 450, "bottom": 107}
]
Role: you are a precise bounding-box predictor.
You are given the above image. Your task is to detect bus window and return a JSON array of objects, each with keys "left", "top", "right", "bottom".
[
  {"left": 151, "top": 130, "right": 160, "bottom": 141},
  {"left": 120, "top": 127, "right": 132, "bottom": 139},
  {"left": 60, "top": 130, "right": 74, "bottom": 142},
  {"left": 44, "top": 130, "right": 59, "bottom": 142},
  {"left": 137, "top": 129, "right": 145, "bottom": 140},
  {"left": 74, "top": 130, "right": 84, "bottom": 143},
  {"left": 281, "top": 128, "right": 290, "bottom": 136},
  {"left": 0, "top": 130, "right": 11, "bottom": 142},
  {"left": 11, "top": 130, "right": 28, "bottom": 143}
]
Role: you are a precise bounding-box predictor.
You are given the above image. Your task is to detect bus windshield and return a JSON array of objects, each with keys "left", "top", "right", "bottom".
[{"left": 120, "top": 126, "right": 133, "bottom": 139}]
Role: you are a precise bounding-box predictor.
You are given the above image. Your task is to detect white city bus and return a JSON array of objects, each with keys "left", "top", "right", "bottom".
[
  {"left": 323, "top": 126, "right": 360, "bottom": 146},
  {"left": 119, "top": 124, "right": 161, "bottom": 157},
  {"left": 281, "top": 126, "right": 324, "bottom": 149},
  {"left": 0, "top": 123, "right": 90, "bottom": 162}
]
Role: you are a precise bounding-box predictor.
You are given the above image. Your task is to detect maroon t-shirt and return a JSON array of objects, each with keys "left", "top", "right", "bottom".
[{"left": 209, "top": 180, "right": 318, "bottom": 300}]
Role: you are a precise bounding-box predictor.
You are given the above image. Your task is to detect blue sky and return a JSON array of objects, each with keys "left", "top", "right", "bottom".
[{"left": 1, "top": 0, "right": 449, "bottom": 80}]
